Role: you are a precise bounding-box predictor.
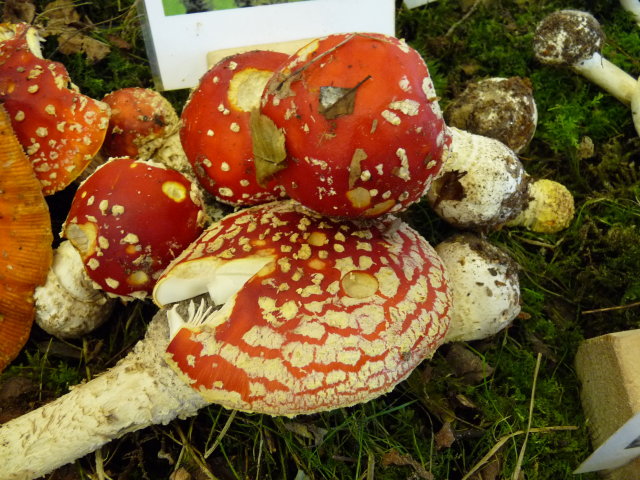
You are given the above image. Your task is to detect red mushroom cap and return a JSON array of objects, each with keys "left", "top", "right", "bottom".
[
  {"left": 63, "top": 157, "right": 206, "bottom": 299},
  {"left": 154, "top": 200, "right": 451, "bottom": 415},
  {"left": 0, "top": 23, "right": 110, "bottom": 195},
  {"left": 254, "top": 33, "right": 450, "bottom": 218},
  {"left": 180, "top": 50, "right": 289, "bottom": 206},
  {"left": 101, "top": 87, "right": 178, "bottom": 159}
]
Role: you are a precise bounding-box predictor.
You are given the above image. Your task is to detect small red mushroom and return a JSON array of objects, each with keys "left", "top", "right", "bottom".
[
  {"left": 62, "top": 157, "right": 207, "bottom": 299},
  {"left": 253, "top": 33, "right": 450, "bottom": 218},
  {"left": 154, "top": 199, "right": 451, "bottom": 415},
  {"left": 101, "top": 87, "right": 179, "bottom": 159},
  {"left": 180, "top": 50, "right": 289, "bottom": 206},
  {"left": 0, "top": 23, "right": 110, "bottom": 195}
]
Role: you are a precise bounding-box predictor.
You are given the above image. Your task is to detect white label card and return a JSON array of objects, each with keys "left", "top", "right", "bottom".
[
  {"left": 138, "top": 0, "right": 396, "bottom": 91},
  {"left": 574, "top": 412, "right": 640, "bottom": 474}
]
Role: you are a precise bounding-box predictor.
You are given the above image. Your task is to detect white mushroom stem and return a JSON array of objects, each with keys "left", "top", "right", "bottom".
[
  {"left": 620, "top": 0, "right": 640, "bottom": 26},
  {"left": 34, "top": 241, "right": 117, "bottom": 339},
  {"left": 574, "top": 52, "right": 638, "bottom": 105},
  {"left": 0, "top": 309, "right": 207, "bottom": 480},
  {"left": 435, "top": 233, "right": 521, "bottom": 342},
  {"left": 427, "top": 128, "right": 574, "bottom": 233}
]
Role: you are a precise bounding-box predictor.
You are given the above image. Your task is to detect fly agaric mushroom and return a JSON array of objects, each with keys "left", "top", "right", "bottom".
[
  {"left": 427, "top": 127, "right": 575, "bottom": 233},
  {"left": 181, "top": 50, "right": 289, "bottom": 206},
  {"left": 76, "top": 87, "right": 191, "bottom": 183},
  {"left": 154, "top": 199, "right": 451, "bottom": 414},
  {"left": 62, "top": 157, "right": 208, "bottom": 300},
  {"left": 102, "top": 87, "right": 179, "bottom": 160},
  {"left": 254, "top": 32, "right": 450, "bottom": 218},
  {"left": 0, "top": 104, "right": 53, "bottom": 371},
  {"left": 444, "top": 77, "right": 538, "bottom": 153},
  {"left": 34, "top": 240, "right": 117, "bottom": 339},
  {"left": 0, "top": 22, "right": 110, "bottom": 195},
  {"left": 0, "top": 199, "right": 451, "bottom": 477},
  {"left": 435, "top": 233, "right": 521, "bottom": 342},
  {"left": 533, "top": 10, "right": 640, "bottom": 135}
]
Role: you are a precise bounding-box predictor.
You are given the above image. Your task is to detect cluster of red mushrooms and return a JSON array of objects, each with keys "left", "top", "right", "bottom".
[{"left": 0, "top": 20, "right": 575, "bottom": 479}]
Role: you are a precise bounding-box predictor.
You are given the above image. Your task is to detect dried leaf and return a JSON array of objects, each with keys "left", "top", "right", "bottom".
[
  {"left": 57, "top": 30, "right": 111, "bottom": 62},
  {"left": 250, "top": 108, "right": 287, "bottom": 186},
  {"left": 381, "top": 449, "right": 434, "bottom": 480},
  {"left": 284, "top": 421, "right": 328, "bottom": 446},
  {"left": 318, "top": 75, "right": 371, "bottom": 120},
  {"left": 435, "top": 421, "right": 456, "bottom": 450},
  {"left": 41, "top": 0, "right": 111, "bottom": 62},
  {"left": 446, "top": 343, "right": 494, "bottom": 384},
  {"left": 2, "top": 0, "right": 36, "bottom": 24}
]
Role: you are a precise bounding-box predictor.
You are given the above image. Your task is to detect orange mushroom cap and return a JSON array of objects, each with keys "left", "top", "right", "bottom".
[
  {"left": 154, "top": 200, "right": 451, "bottom": 415},
  {"left": 102, "top": 87, "right": 178, "bottom": 159},
  {"left": 180, "top": 50, "right": 289, "bottom": 206},
  {"left": 0, "top": 104, "right": 53, "bottom": 371},
  {"left": 0, "top": 23, "right": 110, "bottom": 195},
  {"left": 255, "top": 33, "right": 451, "bottom": 218},
  {"left": 63, "top": 157, "right": 207, "bottom": 299}
]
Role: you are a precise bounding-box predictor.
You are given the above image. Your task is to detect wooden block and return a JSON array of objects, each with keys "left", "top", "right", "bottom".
[
  {"left": 207, "top": 38, "right": 314, "bottom": 69},
  {"left": 575, "top": 329, "right": 640, "bottom": 479}
]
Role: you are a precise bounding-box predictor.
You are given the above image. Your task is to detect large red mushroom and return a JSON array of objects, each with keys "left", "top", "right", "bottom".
[
  {"left": 180, "top": 50, "right": 289, "bottom": 206},
  {"left": 253, "top": 33, "right": 450, "bottom": 218},
  {"left": 154, "top": 199, "right": 451, "bottom": 414},
  {"left": 0, "top": 22, "right": 110, "bottom": 195}
]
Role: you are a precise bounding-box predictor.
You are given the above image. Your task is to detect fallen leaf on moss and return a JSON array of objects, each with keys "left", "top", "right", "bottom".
[
  {"left": 381, "top": 449, "right": 434, "bottom": 480},
  {"left": 41, "top": 0, "right": 111, "bottom": 62},
  {"left": 435, "top": 421, "right": 456, "bottom": 450},
  {"left": 446, "top": 343, "right": 495, "bottom": 384},
  {"left": 2, "top": 0, "right": 36, "bottom": 23}
]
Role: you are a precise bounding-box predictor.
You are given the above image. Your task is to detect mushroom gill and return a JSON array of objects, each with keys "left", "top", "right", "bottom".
[{"left": 0, "top": 104, "right": 53, "bottom": 371}]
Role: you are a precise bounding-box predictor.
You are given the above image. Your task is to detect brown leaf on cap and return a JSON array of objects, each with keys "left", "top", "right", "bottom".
[
  {"left": 250, "top": 108, "right": 287, "bottom": 186},
  {"left": 0, "top": 105, "right": 53, "bottom": 371}
]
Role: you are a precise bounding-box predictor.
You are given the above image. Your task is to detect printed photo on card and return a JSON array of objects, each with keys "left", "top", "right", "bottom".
[{"left": 138, "top": 0, "right": 395, "bottom": 91}]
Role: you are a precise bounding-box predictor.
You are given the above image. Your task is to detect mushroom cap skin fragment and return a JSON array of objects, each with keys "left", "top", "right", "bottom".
[
  {"left": 444, "top": 77, "right": 538, "bottom": 153},
  {"left": 153, "top": 199, "right": 452, "bottom": 416},
  {"left": 427, "top": 127, "right": 530, "bottom": 231},
  {"left": 63, "top": 157, "right": 207, "bottom": 299},
  {"left": 180, "top": 50, "right": 289, "bottom": 206},
  {"left": 256, "top": 33, "right": 450, "bottom": 218},
  {"left": 0, "top": 104, "right": 53, "bottom": 370},
  {"left": 435, "top": 233, "right": 521, "bottom": 343},
  {"left": 101, "top": 87, "right": 179, "bottom": 160},
  {"left": 0, "top": 22, "right": 110, "bottom": 195}
]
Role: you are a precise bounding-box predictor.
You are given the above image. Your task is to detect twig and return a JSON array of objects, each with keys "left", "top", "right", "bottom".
[
  {"left": 582, "top": 300, "right": 640, "bottom": 315},
  {"left": 446, "top": 0, "right": 482, "bottom": 37},
  {"left": 512, "top": 353, "right": 542, "bottom": 479},
  {"left": 460, "top": 425, "right": 578, "bottom": 480}
]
